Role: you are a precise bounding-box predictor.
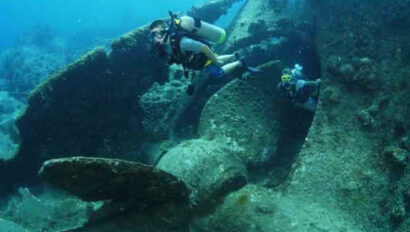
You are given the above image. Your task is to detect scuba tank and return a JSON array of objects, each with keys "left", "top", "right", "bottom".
[{"left": 169, "top": 12, "right": 226, "bottom": 44}]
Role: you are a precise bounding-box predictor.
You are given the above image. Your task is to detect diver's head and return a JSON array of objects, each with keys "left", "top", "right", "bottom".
[
  {"left": 281, "top": 74, "right": 291, "bottom": 83},
  {"left": 149, "top": 20, "right": 168, "bottom": 44},
  {"left": 148, "top": 20, "right": 169, "bottom": 58},
  {"left": 280, "top": 68, "right": 292, "bottom": 89},
  {"left": 281, "top": 68, "right": 292, "bottom": 82}
]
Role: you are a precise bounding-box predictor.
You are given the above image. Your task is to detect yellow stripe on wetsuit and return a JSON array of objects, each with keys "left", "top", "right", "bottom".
[{"left": 204, "top": 59, "right": 213, "bottom": 67}]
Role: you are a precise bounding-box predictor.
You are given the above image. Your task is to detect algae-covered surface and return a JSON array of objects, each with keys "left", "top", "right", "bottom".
[{"left": 1, "top": 0, "right": 410, "bottom": 231}]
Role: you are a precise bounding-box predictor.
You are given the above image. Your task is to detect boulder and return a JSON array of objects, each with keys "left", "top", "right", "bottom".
[
  {"left": 39, "top": 157, "right": 189, "bottom": 206},
  {"left": 156, "top": 139, "right": 247, "bottom": 210}
]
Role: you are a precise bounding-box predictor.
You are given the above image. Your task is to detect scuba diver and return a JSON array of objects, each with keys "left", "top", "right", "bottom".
[
  {"left": 277, "top": 64, "right": 321, "bottom": 112},
  {"left": 149, "top": 12, "right": 260, "bottom": 95}
]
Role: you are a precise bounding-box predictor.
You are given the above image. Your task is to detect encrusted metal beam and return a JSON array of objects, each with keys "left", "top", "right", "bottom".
[{"left": 188, "top": 0, "right": 243, "bottom": 23}]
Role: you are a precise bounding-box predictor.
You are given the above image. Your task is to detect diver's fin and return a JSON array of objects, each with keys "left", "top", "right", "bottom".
[
  {"left": 246, "top": 65, "right": 261, "bottom": 73},
  {"left": 239, "top": 58, "right": 261, "bottom": 74}
]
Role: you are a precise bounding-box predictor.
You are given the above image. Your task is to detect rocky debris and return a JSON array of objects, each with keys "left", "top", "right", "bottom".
[
  {"left": 247, "top": 19, "right": 267, "bottom": 35},
  {"left": 198, "top": 61, "right": 282, "bottom": 168},
  {"left": 0, "top": 187, "right": 90, "bottom": 232},
  {"left": 0, "top": 91, "right": 22, "bottom": 162},
  {"left": 156, "top": 139, "right": 247, "bottom": 212},
  {"left": 192, "top": 184, "right": 363, "bottom": 232},
  {"left": 384, "top": 146, "right": 409, "bottom": 170},
  {"left": 401, "top": 136, "right": 410, "bottom": 150},
  {"left": 382, "top": 166, "right": 410, "bottom": 229},
  {"left": 0, "top": 91, "right": 24, "bottom": 116},
  {"left": 381, "top": 143, "right": 410, "bottom": 229},
  {"left": 321, "top": 85, "right": 342, "bottom": 106},
  {"left": 356, "top": 108, "right": 377, "bottom": 129},
  {"left": 0, "top": 132, "right": 18, "bottom": 160},
  {"left": 39, "top": 157, "right": 190, "bottom": 206},
  {"left": 325, "top": 56, "right": 379, "bottom": 91},
  {"left": 0, "top": 218, "right": 31, "bottom": 232},
  {"left": 0, "top": 91, "right": 23, "bottom": 143},
  {"left": 0, "top": 44, "right": 66, "bottom": 92}
]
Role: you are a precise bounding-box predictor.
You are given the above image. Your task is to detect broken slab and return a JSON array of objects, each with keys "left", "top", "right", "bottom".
[{"left": 39, "top": 157, "right": 189, "bottom": 206}]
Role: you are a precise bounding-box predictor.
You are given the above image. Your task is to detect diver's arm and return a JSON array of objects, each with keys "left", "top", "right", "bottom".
[{"left": 201, "top": 45, "right": 223, "bottom": 66}]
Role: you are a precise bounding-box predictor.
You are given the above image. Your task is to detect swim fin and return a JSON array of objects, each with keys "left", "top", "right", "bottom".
[{"left": 235, "top": 53, "right": 261, "bottom": 74}]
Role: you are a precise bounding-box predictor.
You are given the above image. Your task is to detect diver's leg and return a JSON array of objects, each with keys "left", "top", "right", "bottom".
[
  {"left": 218, "top": 54, "right": 236, "bottom": 63},
  {"left": 221, "top": 60, "right": 243, "bottom": 75}
]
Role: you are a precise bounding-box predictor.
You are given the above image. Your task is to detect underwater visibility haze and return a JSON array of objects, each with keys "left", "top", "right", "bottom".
[{"left": 1, "top": 0, "right": 410, "bottom": 231}]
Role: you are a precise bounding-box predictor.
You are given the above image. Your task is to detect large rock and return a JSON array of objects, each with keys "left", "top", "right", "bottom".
[
  {"left": 39, "top": 157, "right": 189, "bottom": 206},
  {"left": 198, "top": 61, "right": 283, "bottom": 168},
  {"left": 156, "top": 139, "right": 247, "bottom": 211}
]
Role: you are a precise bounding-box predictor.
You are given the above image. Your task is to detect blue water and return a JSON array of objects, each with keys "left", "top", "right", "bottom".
[{"left": 0, "top": 0, "right": 210, "bottom": 52}]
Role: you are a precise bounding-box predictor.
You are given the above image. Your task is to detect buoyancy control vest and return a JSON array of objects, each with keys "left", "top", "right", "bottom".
[
  {"left": 168, "top": 28, "right": 210, "bottom": 70},
  {"left": 165, "top": 12, "right": 227, "bottom": 75}
]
